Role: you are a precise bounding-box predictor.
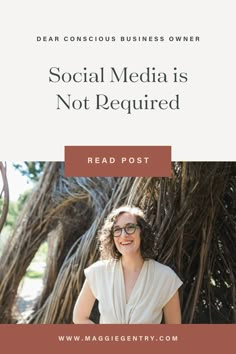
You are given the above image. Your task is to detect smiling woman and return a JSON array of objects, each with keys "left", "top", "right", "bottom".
[{"left": 73, "top": 205, "right": 183, "bottom": 324}]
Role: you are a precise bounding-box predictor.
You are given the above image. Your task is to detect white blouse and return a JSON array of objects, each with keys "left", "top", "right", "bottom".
[{"left": 84, "top": 258, "right": 183, "bottom": 324}]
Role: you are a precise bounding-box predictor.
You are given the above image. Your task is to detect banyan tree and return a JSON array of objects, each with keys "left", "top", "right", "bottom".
[{"left": 0, "top": 161, "right": 235, "bottom": 324}]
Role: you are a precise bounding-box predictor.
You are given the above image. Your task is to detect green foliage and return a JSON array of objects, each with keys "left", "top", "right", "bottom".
[
  {"left": 13, "top": 162, "right": 45, "bottom": 182},
  {"left": 0, "top": 189, "right": 32, "bottom": 255},
  {"left": 25, "top": 270, "right": 43, "bottom": 279},
  {"left": 0, "top": 190, "right": 31, "bottom": 228},
  {"left": 25, "top": 242, "right": 48, "bottom": 279},
  {"left": 33, "top": 241, "right": 48, "bottom": 263}
]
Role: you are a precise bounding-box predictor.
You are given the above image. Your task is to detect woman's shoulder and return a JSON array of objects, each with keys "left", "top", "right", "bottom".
[
  {"left": 147, "top": 259, "right": 178, "bottom": 276},
  {"left": 85, "top": 259, "right": 116, "bottom": 271}
]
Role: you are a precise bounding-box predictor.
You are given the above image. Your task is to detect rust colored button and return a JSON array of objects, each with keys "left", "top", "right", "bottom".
[{"left": 64, "top": 146, "right": 171, "bottom": 177}]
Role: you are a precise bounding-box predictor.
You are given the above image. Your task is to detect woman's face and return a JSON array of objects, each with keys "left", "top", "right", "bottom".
[{"left": 112, "top": 212, "right": 141, "bottom": 256}]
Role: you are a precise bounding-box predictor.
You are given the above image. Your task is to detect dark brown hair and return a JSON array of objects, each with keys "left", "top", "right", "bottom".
[{"left": 98, "top": 205, "right": 156, "bottom": 260}]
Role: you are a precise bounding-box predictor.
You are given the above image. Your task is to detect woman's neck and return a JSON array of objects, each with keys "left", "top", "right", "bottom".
[{"left": 121, "top": 254, "right": 144, "bottom": 272}]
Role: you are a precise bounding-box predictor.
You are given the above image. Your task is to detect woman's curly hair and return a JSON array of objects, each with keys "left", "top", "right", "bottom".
[{"left": 98, "top": 205, "right": 157, "bottom": 260}]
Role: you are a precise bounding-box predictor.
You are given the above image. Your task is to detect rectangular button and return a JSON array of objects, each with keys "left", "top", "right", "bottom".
[{"left": 64, "top": 146, "right": 171, "bottom": 177}]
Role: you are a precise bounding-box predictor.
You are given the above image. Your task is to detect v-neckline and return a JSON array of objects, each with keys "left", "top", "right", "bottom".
[{"left": 120, "top": 259, "right": 146, "bottom": 305}]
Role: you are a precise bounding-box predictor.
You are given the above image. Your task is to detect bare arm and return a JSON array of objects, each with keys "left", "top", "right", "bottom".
[
  {"left": 73, "top": 279, "right": 96, "bottom": 324},
  {"left": 163, "top": 291, "right": 182, "bottom": 324}
]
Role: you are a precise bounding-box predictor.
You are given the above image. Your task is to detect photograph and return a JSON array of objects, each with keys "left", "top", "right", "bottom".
[{"left": 0, "top": 161, "right": 235, "bottom": 325}]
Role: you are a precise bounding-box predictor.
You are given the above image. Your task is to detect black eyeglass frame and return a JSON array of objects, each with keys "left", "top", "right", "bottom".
[{"left": 112, "top": 223, "right": 140, "bottom": 237}]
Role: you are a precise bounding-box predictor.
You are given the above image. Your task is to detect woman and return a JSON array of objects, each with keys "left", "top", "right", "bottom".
[{"left": 73, "top": 205, "right": 183, "bottom": 324}]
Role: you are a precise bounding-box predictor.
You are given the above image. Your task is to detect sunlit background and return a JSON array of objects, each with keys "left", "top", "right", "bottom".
[{"left": 0, "top": 162, "right": 46, "bottom": 322}]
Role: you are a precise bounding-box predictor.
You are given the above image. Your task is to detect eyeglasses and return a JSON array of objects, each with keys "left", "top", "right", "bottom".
[{"left": 112, "top": 223, "right": 140, "bottom": 237}]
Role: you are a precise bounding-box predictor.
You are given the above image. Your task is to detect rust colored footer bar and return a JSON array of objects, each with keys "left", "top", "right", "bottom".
[
  {"left": 64, "top": 146, "right": 171, "bottom": 177},
  {"left": 0, "top": 324, "right": 235, "bottom": 354}
]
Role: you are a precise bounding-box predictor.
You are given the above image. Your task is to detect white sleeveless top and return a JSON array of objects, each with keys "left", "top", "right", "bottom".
[{"left": 84, "top": 259, "right": 182, "bottom": 324}]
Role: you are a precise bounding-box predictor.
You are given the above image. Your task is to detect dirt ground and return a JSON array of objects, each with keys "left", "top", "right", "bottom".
[
  {"left": 16, "top": 264, "right": 44, "bottom": 323},
  {"left": 16, "top": 278, "right": 43, "bottom": 323}
]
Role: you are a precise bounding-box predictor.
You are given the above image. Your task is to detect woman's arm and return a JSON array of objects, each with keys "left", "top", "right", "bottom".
[
  {"left": 163, "top": 290, "right": 181, "bottom": 324},
  {"left": 73, "top": 279, "right": 96, "bottom": 324}
]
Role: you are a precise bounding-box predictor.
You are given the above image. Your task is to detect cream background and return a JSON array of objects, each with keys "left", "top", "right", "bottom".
[{"left": 1, "top": 1, "right": 235, "bottom": 160}]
